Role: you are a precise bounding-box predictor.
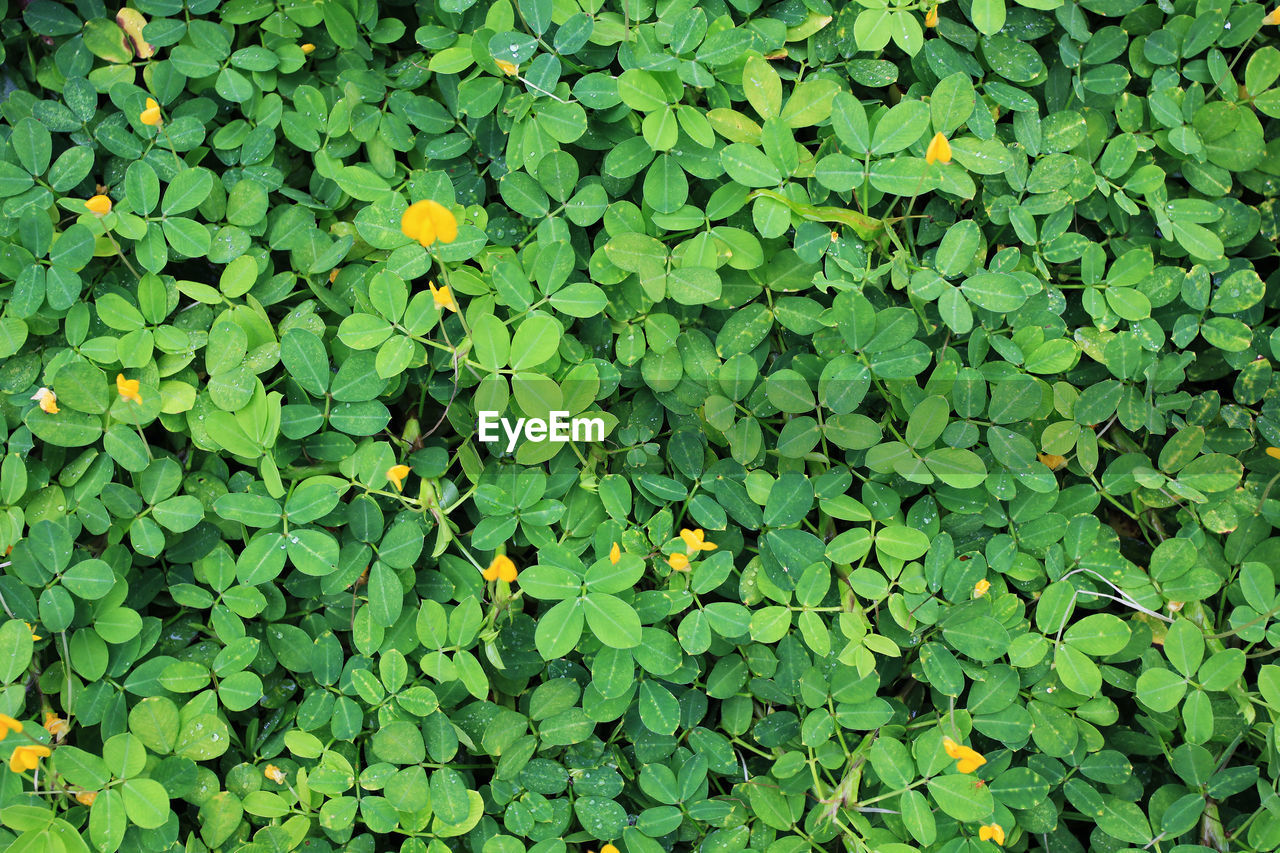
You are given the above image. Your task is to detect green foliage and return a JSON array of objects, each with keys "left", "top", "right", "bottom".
[{"left": 0, "top": 0, "right": 1277, "bottom": 852}]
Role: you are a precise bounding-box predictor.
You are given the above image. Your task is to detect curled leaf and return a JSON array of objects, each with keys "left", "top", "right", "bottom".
[
  {"left": 117, "top": 8, "right": 155, "bottom": 59},
  {"left": 747, "top": 187, "right": 884, "bottom": 241}
]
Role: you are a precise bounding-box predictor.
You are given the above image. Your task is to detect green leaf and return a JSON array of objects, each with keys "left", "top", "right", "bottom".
[
  {"left": 535, "top": 598, "right": 584, "bottom": 659},
  {"left": 1063, "top": 613, "right": 1131, "bottom": 656},
  {"left": 0, "top": 620, "right": 34, "bottom": 682},
  {"left": 928, "top": 774, "right": 994, "bottom": 821},
  {"left": 971, "top": 0, "right": 1007, "bottom": 34},
  {"left": 510, "top": 314, "right": 562, "bottom": 370},
  {"left": 584, "top": 593, "right": 641, "bottom": 649},
  {"left": 721, "top": 143, "right": 783, "bottom": 187},
  {"left": 1135, "top": 668, "right": 1187, "bottom": 712},
  {"left": 742, "top": 55, "right": 782, "bottom": 119},
  {"left": 162, "top": 168, "right": 214, "bottom": 215}
]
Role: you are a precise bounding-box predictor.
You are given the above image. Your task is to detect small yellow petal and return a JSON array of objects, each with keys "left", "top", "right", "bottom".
[
  {"left": 140, "top": 98, "right": 162, "bottom": 126},
  {"left": 43, "top": 712, "right": 66, "bottom": 737},
  {"left": 979, "top": 824, "right": 1006, "bottom": 846},
  {"left": 85, "top": 195, "right": 112, "bottom": 215},
  {"left": 429, "top": 282, "right": 458, "bottom": 312},
  {"left": 401, "top": 201, "right": 436, "bottom": 246},
  {"left": 941, "top": 736, "right": 986, "bottom": 772},
  {"left": 487, "top": 555, "right": 517, "bottom": 582},
  {"left": 609, "top": 542, "right": 621, "bottom": 565},
  {"left": 116, "top": 374, "right": 141, "bottom": 404},
  {"left": 495, "top": 59, "right": 520, "bottom": 76},
  {"left": 680, "top": 528, "right": 717, "bottom": 552},
  {"left": 1265, "top": 6, "right": 1280, "bottom": 24},
  {"left": 926, "top": 132, "right": 951, "bottom": 165},
  {"left": 925, "top": 5, "right": 939, "bottom": 26},
  {"left": 9, "top": 745, "right": 50, "bottom": 773},
  {"left": 421, "top": 200, "right": 458, "bottom": 244},
  {"left": 1038, "top": 452, "right": 1066, "bottom": 470},
  {"left": 1267, "top": 446, "right": 1280, "bottom": 460},
  {"left": 386, "top": 464, "right": 411, "bottom": 491},
  {"left": 301, "top": 43, "right": 316, "bottom": 55},
  {"left": 973, "top": 579, "right": 991, "bottom": 598},
  {"left": 31, "top": 388, "right": 58, "bottom": 414},
  {"left": 668, "top": 553, "right": 690, "bottom": 571}
]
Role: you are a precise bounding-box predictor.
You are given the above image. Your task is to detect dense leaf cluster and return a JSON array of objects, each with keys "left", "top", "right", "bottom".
[{"left": 0, "top": 0, "right": 1278, "bottom": 851}]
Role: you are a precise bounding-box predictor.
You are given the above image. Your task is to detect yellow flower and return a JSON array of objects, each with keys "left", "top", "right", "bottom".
[
  {"left": 979, "top": 824, "right": 1006, "bottom": 846},
  {"left": 427, "top": 202, "right": 458, "bottom": 244},
  {"left": 401, "top": 199, "right": 458, "bottom": 247},
  {"left": 301, "top": 43, "right": 316, "bottom": 55},
  {"left": 0, "top": 715, "right": 23, "bottom": 741},
  {"left": 264, "top": 764, "right": 287, "bottom": 784},
  {"left": 402, "top": 202, "right": 435, "bottom": 246},
  {"left": 429, "top": 282, "right": 458, "bottom": 312},
  {"left": 1038, "top": 452, "right": 1066, "bottom": 470},
  {"left": 43, "top": 712, "right": 66, "bottom": 738},
  {"left": 329, "top": 268, "right": 340, "bottom": 283},
  {"left": 483, "top": 555, "right": 518, "bottom": 582},
  {"left": 386, "top": 464, "right": 411, "bottom": 491},
  {"left": 942, "top": 736, "right": 986, "bottom": 774},
  {"left": 668, "top": 553, "right": 690, "bottom": 572},
  {"left": 609, "top": 542, "right": 621, "bottom": 565},
  {"left": 116, "top": 374, "right": 142, "bottom": 404},
  {"left": 85, "top": 195, "right": 112, "bottom": 216},
  {"left": 925, "top": 4, "right": 939, "bottom": 26},
  {"left": 495, "top": 59, "right": 520, "bottom": 76},
  {"left": 1267, "top": 447, "right": 1280, "bottom": 460},
  {"left": 75, "top": 790, "right": 97, "bottom": 806},
  {"left": 589, "top": 846, "right": 621, "bottom": 853},
  {"left": 926, "top": 132, "right": 952, "bottom": 165},
  {"left": 680, "top": 528, "right": 717, "bottom": 553},
  {"left": 1265, "top": 6, "right": 1280, "bottom": 24},
  {"left": 25, "top": 623, "right": 41, "bottom": 641},
  {"left": 140, "top": 97, "right": 162, "bottom": 127},
  {"left": 9, "top": 744, "right": 51, "bottom": 773},
  {"left": 30, "top": 388, "right": 57, "bottom": 414},
  {"left": 973, "top": 579, "right": 991, "bottom": 598}
]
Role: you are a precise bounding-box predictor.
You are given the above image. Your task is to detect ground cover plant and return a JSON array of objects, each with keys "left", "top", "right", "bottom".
[{"left": 0, "top": 0, "right": 1278, "bottom": 850}]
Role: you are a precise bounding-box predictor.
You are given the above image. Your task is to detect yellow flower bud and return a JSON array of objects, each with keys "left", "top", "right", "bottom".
[
  {"left": 85, "top": 195, "right": 112, "bottom": 215},
  {"left": 386, "top": 464, "right": 411, "bottom": 491},
  {"left": 140, "top": 97, "right": 162, "bottom": 127},
  {"left": 31, "top": 388, "right": 58, "bottom": 414},
  {"left": 926, "top": 132, "right": 952, "bottom": 165}
]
